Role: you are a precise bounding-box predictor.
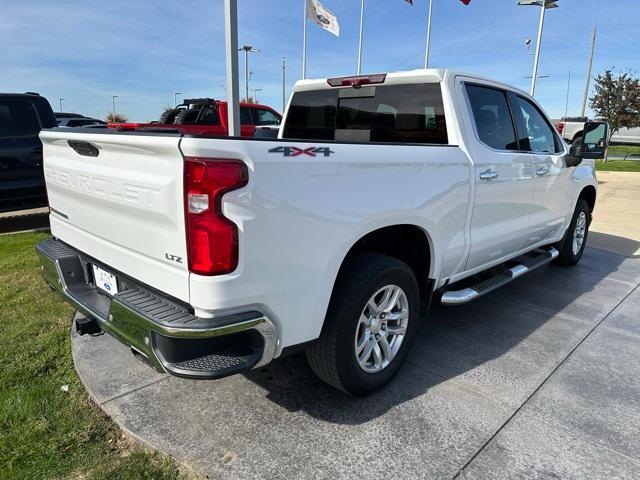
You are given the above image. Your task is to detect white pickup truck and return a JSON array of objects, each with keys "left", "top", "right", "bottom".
[
  {"left": 557, "top": 116, "right": 640, "bottom": 146},
  {"left": 37, "top": 69, "right": 608, "bottom": 395}
]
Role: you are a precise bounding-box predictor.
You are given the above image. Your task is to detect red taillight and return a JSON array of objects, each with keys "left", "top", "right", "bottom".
[
  {"left": 327, "top": 73, "right": 387, "bottom": 88},
  {"left": 184, "top": 158, "right": 248, "bottom": 276},
  {"left": 556, "top": 122, "right": 565, "bottom": 134}
]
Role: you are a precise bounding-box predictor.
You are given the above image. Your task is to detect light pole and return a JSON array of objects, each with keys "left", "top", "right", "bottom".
[
  {"left": 424, "top": 0, "right": 433, "bottom": 69},
  {"left": 112, "top": 95, "right": 118, "bottom": 120},
  {"left": 59, "top": 98, "right": 64, "bottom": 112},
  {"left": 173, "top": 92, "right": 182, "bottom": 107},
  {"left": 518, "top": 0, "right": 559, "bottom": 97},
  {"left": 357, "top": 0, "right": 365, "bottom": 74},
  {"left": 224, "top": 0, "right": 240, "bottom": 136},
  {"left": 281, "top": 57, "right": 286, "bottom": 114},
  {"left": 251, "top": 88, "right": 263, "bottom": 103},
  {"left": 239, "top": 45, "right": 259, "bottom": 101}
]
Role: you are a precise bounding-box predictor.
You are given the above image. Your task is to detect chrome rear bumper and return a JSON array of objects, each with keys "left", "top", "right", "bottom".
[{"left": 36, "top": 238, "right": 277, "bottom": 379}]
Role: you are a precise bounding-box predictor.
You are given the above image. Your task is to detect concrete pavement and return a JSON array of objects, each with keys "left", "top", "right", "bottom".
[
  {"left": 590, "top": 171, "right": 640, "bottom": 257},
  {"left": 71, "top": 246, "right": 640, "bottom": 479}
]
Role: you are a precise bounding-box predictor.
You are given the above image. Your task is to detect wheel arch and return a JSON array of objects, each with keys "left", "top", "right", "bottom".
[
  {"left": 332, "top": 224, "right": 435, "bottom": 309},
  {"left": 579, "top": 184, "right": 597, "bottom": 214}
]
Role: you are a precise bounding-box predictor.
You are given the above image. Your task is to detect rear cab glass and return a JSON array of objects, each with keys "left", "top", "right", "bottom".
[{"left": 283, "top": 83, "right": 448, "bottom": 144}]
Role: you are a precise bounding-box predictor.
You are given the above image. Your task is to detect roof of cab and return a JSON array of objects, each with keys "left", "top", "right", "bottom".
[{"left": 292, "top": 68, "right": 530, "bottom": 98}]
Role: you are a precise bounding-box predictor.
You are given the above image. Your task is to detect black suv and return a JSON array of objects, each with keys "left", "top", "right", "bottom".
[{"left": 0, "top": 93, "right": 57, "bottom": 212}]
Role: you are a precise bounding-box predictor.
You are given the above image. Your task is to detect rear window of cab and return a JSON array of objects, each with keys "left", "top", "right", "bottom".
[{"left": 283, "top": 83, "right": 448, "bottom": 145}]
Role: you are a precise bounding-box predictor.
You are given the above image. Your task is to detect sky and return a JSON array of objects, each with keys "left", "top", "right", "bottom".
[{"left": 1, "top": 0, "right": 638, "bottom": 122}]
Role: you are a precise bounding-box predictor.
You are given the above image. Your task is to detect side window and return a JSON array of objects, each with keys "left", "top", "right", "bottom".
[
  {"left": 197, "top": 106, "right": 220, "bottom": 125},
  {"left": 240, "top": 107, "right": 253, "bottom": 125},
  {"left": 513, "top": 96, "right": 560, "bottom": 153},
  {"left": 0, "top": 101, "right": 40, "bottom": 138},
  {"left": 465, "top": 85, "right": 518, "bottom": 151},
  {"left": 252, "top": 108, "right": 281, "bottom": 126}
]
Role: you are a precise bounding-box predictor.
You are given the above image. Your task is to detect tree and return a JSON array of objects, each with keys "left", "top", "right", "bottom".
[
  {"left": 106, "top": 112, "right": 128, "bottom": 123},
  {"left": 240, "top": 97, "right": 256, "bottom": 104},
  {"left": 589, "top": 70, "right": 640, "bottom": 142}
]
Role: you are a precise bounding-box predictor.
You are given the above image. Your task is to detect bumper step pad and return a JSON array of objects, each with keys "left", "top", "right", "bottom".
[{"left": 36, "top": 237, "right": 277, "bottom": 380}]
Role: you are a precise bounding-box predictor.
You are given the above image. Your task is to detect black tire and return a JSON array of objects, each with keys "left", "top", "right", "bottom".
[
  {"left": 306, "top": 253, "right": 420, "bottom": 396},
  {"left": 554, "top": 198, "right": 591, "bottom": 266}
]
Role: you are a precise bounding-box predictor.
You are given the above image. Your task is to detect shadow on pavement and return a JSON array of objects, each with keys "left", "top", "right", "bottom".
[
  {"left": 244, "top": 247, "right": 637, "bottom": 424},
  {"left": 588, "top": 231, "right": 640, "bottom": 258}
]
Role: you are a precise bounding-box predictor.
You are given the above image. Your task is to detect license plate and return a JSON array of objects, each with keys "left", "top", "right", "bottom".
[{"left": 92, "top": 265, "right": 118, "bottom": 295}]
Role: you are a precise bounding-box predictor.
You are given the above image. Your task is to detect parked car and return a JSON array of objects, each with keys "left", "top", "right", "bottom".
[
  {"left": 36, "top": 69, "right": 607, "bottom": 395},
  {"left": 54, "top": 112, "right": 86, "bottom": 123},
  {"left": 57, "top": 117, "right": 107, "bottom": 128},
  {"left": 109, "top": 98, "right": 281, "bottom": 137},
  {"left": 0, "top": 92, "right": 56, "bottom": 212},
  {"left": 556, "top": 116, "right": 640, "bottom": 145}
]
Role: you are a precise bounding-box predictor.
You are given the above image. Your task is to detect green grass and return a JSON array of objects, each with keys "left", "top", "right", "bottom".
[
  {"left": 0, "top": 232, "right": 185, "bottom": 480},
  {"left": 596, "top": 159, "right": 640, "bottom": 172},
  {"left": 608, "top": 145, "right": 640, "bottom": 157}
]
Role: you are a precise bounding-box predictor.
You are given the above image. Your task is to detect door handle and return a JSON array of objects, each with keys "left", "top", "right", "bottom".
[
  {"left": 479, "top": 169, "right": 499, "bottom": 181},
  {"left": 536, "top": 165, "right": 550, "bottom": 176}
]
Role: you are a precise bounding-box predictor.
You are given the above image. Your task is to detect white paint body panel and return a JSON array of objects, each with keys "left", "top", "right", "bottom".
[{"left": 39, "top": 69, "right": 597, "bottom": 352}]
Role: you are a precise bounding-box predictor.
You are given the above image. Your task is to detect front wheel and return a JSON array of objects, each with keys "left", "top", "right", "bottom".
[
  {"left": 306, "top": 253, "right": 420, "bottom": 396},
  {"left": 554, "top": 198, "right": 591, "bottom": 266}
]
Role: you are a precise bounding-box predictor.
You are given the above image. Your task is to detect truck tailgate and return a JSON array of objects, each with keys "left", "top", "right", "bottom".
[{"left": 40, "top": 130, "right": 190, "bottom": 302}]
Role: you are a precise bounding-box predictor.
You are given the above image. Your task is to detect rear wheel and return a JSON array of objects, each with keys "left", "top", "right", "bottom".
[
  {"left": 306, "top": 253, "right": 420, "bottom": 395},
  {"left": 554, "top": 198, "right": 591, "bottom": 266}
]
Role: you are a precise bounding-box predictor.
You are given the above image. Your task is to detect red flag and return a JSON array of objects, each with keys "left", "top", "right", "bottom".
[{"left": 460, "top": 0, "right": 471, "bottom": 4}]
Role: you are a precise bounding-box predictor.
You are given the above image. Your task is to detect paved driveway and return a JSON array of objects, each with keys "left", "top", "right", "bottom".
[{"left": 73, "top": 245, "right": 640, "bottom": 479}]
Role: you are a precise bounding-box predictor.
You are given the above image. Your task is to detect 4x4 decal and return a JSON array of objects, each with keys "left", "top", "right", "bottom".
[{"left": 268, "top": 146, "right": 335, "bottom": 157}]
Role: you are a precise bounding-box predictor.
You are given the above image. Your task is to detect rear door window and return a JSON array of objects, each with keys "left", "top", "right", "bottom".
[
  {"left": 283, "top": 83, "right": 447, "bottom": 144},
  {"left": 0, "top": 101, "right": 40, "bottom": 137},
  {"left": 252, "top": 108, "right": 281, "bottom": 126},
  {"left": 465, "top": 85, "right": 519, "bottom": 151}
]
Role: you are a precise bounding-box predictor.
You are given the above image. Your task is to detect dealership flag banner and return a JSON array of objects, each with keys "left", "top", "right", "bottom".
[{"left": 306, "top": 0, "right": 340, "bottom": 36}]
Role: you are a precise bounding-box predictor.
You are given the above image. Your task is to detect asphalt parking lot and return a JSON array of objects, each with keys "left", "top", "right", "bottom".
[{"left": 73, "top": 242, "right": 640, "bottom": 479}]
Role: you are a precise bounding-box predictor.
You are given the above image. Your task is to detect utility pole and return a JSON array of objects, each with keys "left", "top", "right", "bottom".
[
  {"left": 281, "top": 57, "right": 286, "bottom": 113},
  {"left": 564, "top": 70, "right": 571, "bottom": 118},
  {"left": 581, "top": 26, "right": 597, "bottom": 118},
  {"left": 59, "top": 98, "right": 64, "bottom": 112},
  {"left": 112, "top": 95, "right": 118, "bottom": 120},
  {"left": 224, "top": 0, "right": 240, "bottom": 136},
  {"left": 240, "top": 45, "right": 259, "bottom": 101}
]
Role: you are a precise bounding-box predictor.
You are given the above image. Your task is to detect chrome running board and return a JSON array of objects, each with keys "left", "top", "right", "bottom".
[{"left": 441, "top": 247, "right": 559, "bottom": 306}]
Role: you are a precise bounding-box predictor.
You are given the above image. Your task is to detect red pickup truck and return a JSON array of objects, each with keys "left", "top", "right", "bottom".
[{"left": 109, "top": 98, "right": 282, "bottom": 137}]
